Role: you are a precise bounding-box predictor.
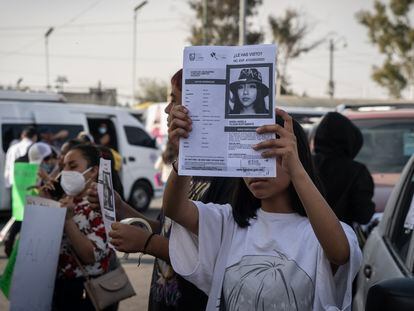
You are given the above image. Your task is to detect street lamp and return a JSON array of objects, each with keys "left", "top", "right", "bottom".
[
  {"left": 44, "top": 27, "right": 54, "bottom": 90},
  {"left": 238, "top": 0, "right": 246, "bottom": 45},
  {"left": 132, "top": 1, "right": 148, "bottom": 105}
]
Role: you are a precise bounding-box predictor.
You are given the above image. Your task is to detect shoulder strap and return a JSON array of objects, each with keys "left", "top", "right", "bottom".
[{"left": 69, "top": 247, "right": 90, "bottom": 280}]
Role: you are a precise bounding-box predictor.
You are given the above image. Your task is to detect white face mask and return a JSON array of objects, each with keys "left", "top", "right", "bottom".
[{"left": 60, "top": 167, "right": 92, "bottom": 196}]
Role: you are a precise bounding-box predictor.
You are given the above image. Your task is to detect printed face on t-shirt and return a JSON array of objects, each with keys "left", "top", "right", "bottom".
[{"left": 223, "top": 253, "right": 315, "bottom": 310}]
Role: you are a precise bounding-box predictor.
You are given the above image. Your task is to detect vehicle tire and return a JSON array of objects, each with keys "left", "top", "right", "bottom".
[{"left": 129, "top": 181, "right": 152, "bottom": 213}]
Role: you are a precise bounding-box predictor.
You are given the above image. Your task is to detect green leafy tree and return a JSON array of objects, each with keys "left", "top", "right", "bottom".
[
  {"left": 136, "top": 78, "right": 168, "bottom": 103},
  {"left": 357, "top": 0, "right": 414, "bottom": 98},
  {"left": 188, "top": 0, "right": 264, "bottom": 45},
  {"left": 269, "top": 9, "right": 325, "bottom": 95}
]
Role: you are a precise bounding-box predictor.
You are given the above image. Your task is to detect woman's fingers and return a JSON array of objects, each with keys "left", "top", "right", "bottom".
[
  {"left": 256, "top": 123, "right": 290, "bottom": 137},
  {"left": 253, "top": 137, "right": 292, "bottom": 151},
  {"left": 86, "top": 186, "right": 100, "bottom": 209},
  {"left": 111, "top": 221, "right": 121, "bottom": 230},
  {"left": 169, "top": 117, "right": 192, "bottom": 133},
  {"left": 260, "top": 147, "right": 289, "bottom": 158},
  {"left": 169, "top": 128, "right": 190, "bottom": 143},
  {"left": 167, "top": 105, "right": 192, "bottom": 150},
  {"left": 110, "top": 239, "right": 121, "bottom": 248},
  {"left": 170, "top": 105, "right": 190, "bottom": 120},
  {"left": 276, "top": 108, "right": 294, "bottom": 133},
  {"left": 109, "top": 223, "right": 149, "bottom": 253},
  {"left": 108, "top": 230, "right": 120, "bottom": 239}
]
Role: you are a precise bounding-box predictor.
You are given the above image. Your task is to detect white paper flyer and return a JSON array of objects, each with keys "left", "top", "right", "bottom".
[
  {"left": 179, "top": 44, "right": 277, "bottom": 177},
  {"left": 97, "top": 158, "right": 116, "bottom": 247}
]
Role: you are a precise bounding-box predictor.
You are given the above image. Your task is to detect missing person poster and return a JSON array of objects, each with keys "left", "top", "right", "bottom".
[
  {"left": 178, "top": 44, "right": 277, "bottom": 177},
  {"left": 97, "top": 158, "right": 116, "bottom": 247}
]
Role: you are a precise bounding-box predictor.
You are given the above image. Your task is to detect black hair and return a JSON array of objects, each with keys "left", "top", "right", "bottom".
[
  {"left": 69, "top": 144, "right": 100, "bottom": 168},
  {"left": 231, "top": 117, "right": 324, "bottom": 228},
  {"left": 171, "top": 69, "right": 183, "bottom": 92},
  {"left": 199, "top": 177, "right": 239, "bottom": 205},
  {"left": 63, "top": 139, "right": 83, "bottom": 151},
  {"left": 22, "top": 126, "right": 37, "bottom": 139},
  {"left": 230, "top": 84, "right": 268, "bottom": 114}
]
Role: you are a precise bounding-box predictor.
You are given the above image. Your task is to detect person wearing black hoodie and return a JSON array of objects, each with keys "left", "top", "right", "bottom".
[{"left": 313, "top": 112, "right": 375, "bottom": 227}]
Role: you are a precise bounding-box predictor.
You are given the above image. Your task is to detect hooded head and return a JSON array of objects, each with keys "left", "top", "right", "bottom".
[{"left": 314, "top": 112, "right": 363, "bottom": 159}]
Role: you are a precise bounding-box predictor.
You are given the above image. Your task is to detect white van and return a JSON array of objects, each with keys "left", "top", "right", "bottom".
[{"left": 0, "top": 90, "right": 162, "bottom": 212}]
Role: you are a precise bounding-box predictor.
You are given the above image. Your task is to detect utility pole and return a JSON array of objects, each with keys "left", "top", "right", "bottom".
[
  {"left": 328, "top": 39, "right": 334, "bottom": 98},
  {"left": 327, "top": 36, "right": 346, "bottom": 99},
  {"left": 132, "top": 1, "right": 148, "bottom": 105},
  {"left": 202, "top": 0, "right": 208, "bottom": 45},
  {"left": 238, "top": 0, "right": 246, "bottom": 45},
  {"left": 44, "top": 27, "right": 54, "bottom": 90}
]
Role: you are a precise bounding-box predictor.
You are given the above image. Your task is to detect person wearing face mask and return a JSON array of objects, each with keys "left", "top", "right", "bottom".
[
  {"left": 53, "top": 144, "right": 115, "bottom": 311},
  {"left": 94, "top": 124, "right": 122, "bottom": 173}
]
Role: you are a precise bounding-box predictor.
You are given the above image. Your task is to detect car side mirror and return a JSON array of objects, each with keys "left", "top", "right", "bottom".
[{"left": 366, "top": 278, "right": 414, "bottom": 311}]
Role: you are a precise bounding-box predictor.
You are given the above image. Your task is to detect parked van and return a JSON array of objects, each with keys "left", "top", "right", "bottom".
[{"left": 0, "top": 90, "right": 162, "bottom": 212}]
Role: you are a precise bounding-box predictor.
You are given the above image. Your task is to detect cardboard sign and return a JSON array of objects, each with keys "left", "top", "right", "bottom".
[
  {"left": 12, "top": 163, "right": 39, "bottom": 221},
  {"left": 0, "top": 239, "right": 19, "bottom": 298},
  {"left": 9, "top": 198, "right": 66, "bottom": 311}
]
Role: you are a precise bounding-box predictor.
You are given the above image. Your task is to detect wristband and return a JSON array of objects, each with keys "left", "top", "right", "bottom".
[{"left": 142, "top": 232, "right": 157, "bottom": 254}]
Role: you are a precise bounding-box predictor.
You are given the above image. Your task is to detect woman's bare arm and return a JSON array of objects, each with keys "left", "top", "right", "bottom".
[
  {"left": 255, "top": 109, "right": 350, "bottom": 266},
  {"left": 163, "top": 105, "right": 199, "bottom": 235}
]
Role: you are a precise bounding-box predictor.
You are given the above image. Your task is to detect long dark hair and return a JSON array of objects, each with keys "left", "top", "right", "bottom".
[
  {"left": 171, "top": 69, "right": 182, "bottom": 92},
  {"left": 231, "top": 117, "right": 323, "bottom": 227},
  {"left": 231, "top": 84, "right": 268, "bottom": 114}
]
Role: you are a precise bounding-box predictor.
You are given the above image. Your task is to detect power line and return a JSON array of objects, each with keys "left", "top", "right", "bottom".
[
  {"left": 0, "top": 18, "right": 180, "bottom": 31},
  {"left": 0, "top": 0, "right": 105, "bottom": 60},
  {"left": 57, "top": 0, "right": 105, "bottom": 29},
  {"left": 0, "top": 50, "right": 177, "bottom": 62},
  {"left": 0, "top": 28, "right": 183, "bottom": 38}
]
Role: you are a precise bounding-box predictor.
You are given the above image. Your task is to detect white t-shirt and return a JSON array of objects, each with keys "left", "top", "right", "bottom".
[
  {"left": 4, "top": 138, "right": 33, "bottom": 187},
  {"left": 170, "top": 201, "right": 362, "bottom": 311}
]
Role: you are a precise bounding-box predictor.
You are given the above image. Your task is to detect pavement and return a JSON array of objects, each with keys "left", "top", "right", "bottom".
[{"left": 0, "top": 198, "right": 163, "bottom": 311}]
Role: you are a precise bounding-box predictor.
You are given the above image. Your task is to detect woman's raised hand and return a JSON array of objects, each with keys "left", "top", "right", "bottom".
[
  {"left": 253, "top": 108, "right": 303, "bottom": 176},
  {"left": 86, "top": 182, "right": 123, "bottom": 214},
  {"left": 168, "top": 105, "right": 192, "bottom": 153},
  {"left": 109, "top": 222, "right": 151, "bottom": 253}
]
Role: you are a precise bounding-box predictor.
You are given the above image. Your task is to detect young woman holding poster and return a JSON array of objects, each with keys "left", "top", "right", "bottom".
[
  {"left": 53, "top": 144, "right": 115, "bottom": 311},
  {"left": 164, "top": 106, "right": 362, "bottom": 310}
]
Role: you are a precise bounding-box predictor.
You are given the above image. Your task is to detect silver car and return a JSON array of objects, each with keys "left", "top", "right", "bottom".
[{"left": 353, "top": 155, "right": 414, "bottom": 310}]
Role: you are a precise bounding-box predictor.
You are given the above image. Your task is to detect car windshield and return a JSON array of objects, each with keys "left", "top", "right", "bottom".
[{"left": 352, "top": 118, "right": 414, "bottom": 174}]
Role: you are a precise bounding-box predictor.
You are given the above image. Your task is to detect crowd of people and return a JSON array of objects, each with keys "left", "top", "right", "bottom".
[{"left": 1, "top": 68, "right": 376, "bottom": 310}]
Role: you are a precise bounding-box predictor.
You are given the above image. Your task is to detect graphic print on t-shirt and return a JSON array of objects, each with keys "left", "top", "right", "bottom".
[{"left": 222, "top": 252, "right": 314, "bottom": 310}]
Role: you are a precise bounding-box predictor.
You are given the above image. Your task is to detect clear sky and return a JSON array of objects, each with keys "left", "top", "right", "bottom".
[{"left": 0, "top": 0, "right": 410, "bottom": 104}]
